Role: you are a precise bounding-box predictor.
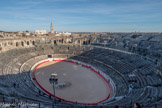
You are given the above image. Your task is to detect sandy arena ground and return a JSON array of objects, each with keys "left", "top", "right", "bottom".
[{"left": 34, "top": 60, "right": 110, "bottom": 104}]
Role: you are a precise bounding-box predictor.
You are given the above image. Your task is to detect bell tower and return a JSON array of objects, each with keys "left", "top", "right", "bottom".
[{"left": 51, "top": 21, "right": 54, "bottom": 33}]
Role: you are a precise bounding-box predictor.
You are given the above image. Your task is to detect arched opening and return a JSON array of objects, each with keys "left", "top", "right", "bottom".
[
  {"left": 27, "top": 41, "right": 30, "bottom": 45},
  {"left": 21, "top": 41, "right": 24, "bottom": 46},
  {"left": 54, "top": 40, "right": 57, "bottom": 44},
  {"left": 0, "top": 47, "right": 2, "bottom": 51},
  {"left": 16, "top": 42, "right": 19, "bottom": 47},
  {"left": 88, "top": 40, "right": 91, "bottom": 44},
  {"left": 78, "top": 40, "right": 80, "bottom": 44},
  {"left": 4, "top": 43, "right": 7, "bottom": 46},
  {"left": 32, "top": 41, "right": 35, "bottom": 45},
  {"left": 83, "top": 41, "right": 86, "bottom": 45}
]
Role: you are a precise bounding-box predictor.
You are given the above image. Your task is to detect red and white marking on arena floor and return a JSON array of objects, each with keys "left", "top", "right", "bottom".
[{"left": 32, "top": 59, "right": 111, "bottom": 105}]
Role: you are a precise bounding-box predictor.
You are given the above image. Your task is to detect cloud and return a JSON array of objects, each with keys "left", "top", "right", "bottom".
[
  {"left": 0, "top": 0, "right": 162, "bottom": 32},
  {"left": 18, "top": 1, "right": 42, "bottom": 5},
  {"left": 18, "top": 0, "right": 89, "bottom": 5}
]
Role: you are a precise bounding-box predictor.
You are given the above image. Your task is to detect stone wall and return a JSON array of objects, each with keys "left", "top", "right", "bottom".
[{"left": 0, "top": 35, "right": 94, "bottom": 53}]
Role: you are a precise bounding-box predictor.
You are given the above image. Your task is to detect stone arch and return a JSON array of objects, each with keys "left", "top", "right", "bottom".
[
  {"left": 78, "top": 40, "right": 80, "bottom": 44},
  {"left": 27, "top": 41, "right": 30, "bottom": 45},
  {"left": 8, "top": 42, "right": 11, "bottom": 45},
  {"left": 32, "top": 41, "right": 35, "bottom": 45},
  {"left": 16, "top": 42, "right": 20, "bottom": 47},
  {"left": 59, "top": 39, "right": 62, "bottom": 43},
  {"left": 4, "top": 42, "right": 7, "bottom": 46},
  {"left": 0, "top": 43, "right": 2, "bottom": 51},
  {"left": 83, "top": 41, "right": 86, "bottom": 45},
  {"left": 21, "top": 41, "right": 24, "bottom": 46},
  {"left": 10, "top": 42, "right": 13, "bottom": 45},
  {"left": 88, "top": 40, "right": 91, "bottom": 44},
  {"left": 54, "top": 40, "right": 57, "bottom": 44}
]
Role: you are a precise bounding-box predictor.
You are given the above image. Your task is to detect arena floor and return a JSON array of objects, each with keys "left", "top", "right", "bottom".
[{"left": 33, "top": 60, "right": 111, "bottom": 104}]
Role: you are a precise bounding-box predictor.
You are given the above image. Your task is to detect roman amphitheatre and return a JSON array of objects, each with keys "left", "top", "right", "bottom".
[{"left": 0, "top": 31, "right": 162, "bottom": 108}]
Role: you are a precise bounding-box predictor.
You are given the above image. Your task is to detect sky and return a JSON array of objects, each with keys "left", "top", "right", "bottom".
[{"left": 0, "top": 0, "right": 162, "bottom": 32}]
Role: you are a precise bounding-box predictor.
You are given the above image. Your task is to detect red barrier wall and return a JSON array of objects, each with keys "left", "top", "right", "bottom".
[{"left": 32, "top": 59, "right": 111, "bottom": 105}]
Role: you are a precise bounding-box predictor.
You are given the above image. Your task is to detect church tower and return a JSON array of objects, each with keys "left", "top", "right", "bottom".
[{"left": 51, "top": 21, "right": 54, "bottom": 33}]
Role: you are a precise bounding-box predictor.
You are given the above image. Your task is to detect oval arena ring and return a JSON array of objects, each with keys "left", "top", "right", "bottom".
[{"left": 32, "top": 59, "right": 111, "bottom": 105}]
